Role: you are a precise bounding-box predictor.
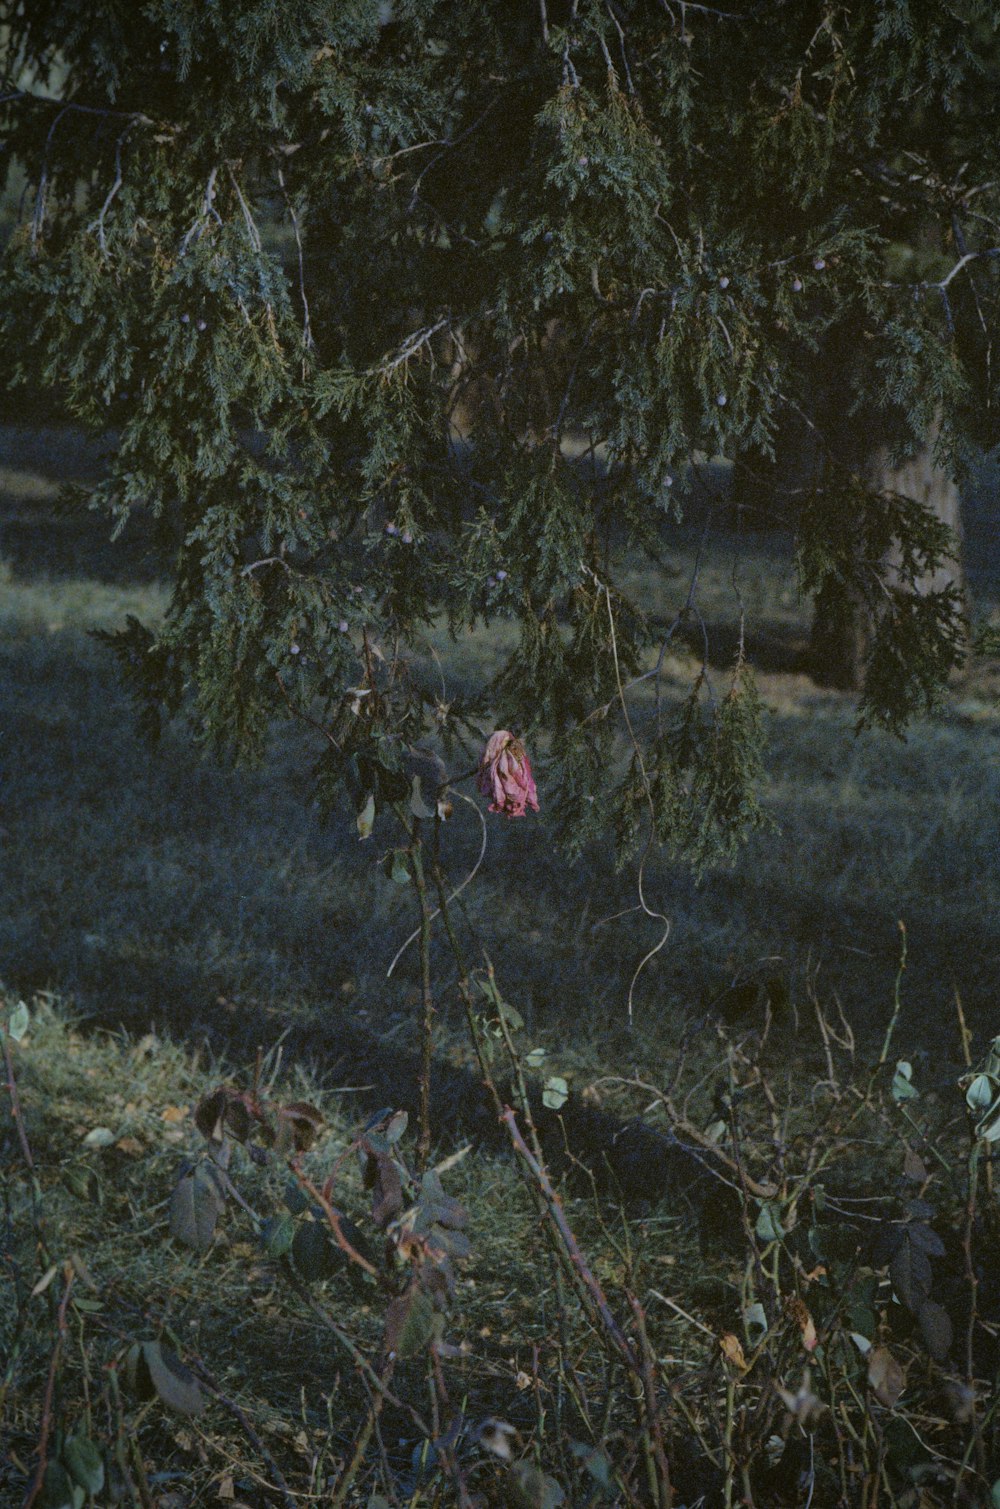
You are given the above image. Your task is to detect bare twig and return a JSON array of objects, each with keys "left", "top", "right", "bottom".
[
  {"left": 406, "top": 98, "right": 501, "bottom": 214},
  {"left": 22, "top": 1266, "right": 75, "bottom": 1509},
  {"left": 284, "top": 1269, "right": 433, "bottom": 1439},
  {"left": 586, "top": 567, "right": 671, "bottom": 1021},
  {"left": 190, "top": 1360, "right": 298, "bottom": 1509},
  {"left": 277, "top": 164, "right": 313, "bottom": 356},
  {"left": 289, "top": 1166, "right": 384, "bottom": 1284},
  {"left": 87, "top": 129, "right": 130, "bottom": 256},
  {"left": 387, "top": 792, "right": 487, "bottom": 978},
  {"left": 407, "top": 818, "right": 437, "bottom": 1173},
  {"left": 273, "top": 669, "right": 343, "bottom": 753},
  {"left": 378, "top": 318, "right": 450, "bottom": 378},
  {"left": 501, "top": 1107, "right": 636, "bottom": 1367},
  {"left": 1, "top": 1021, "right": 36, "bottom": 1176}
]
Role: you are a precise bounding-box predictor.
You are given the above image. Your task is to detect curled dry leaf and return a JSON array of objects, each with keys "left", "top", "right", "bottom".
[
  {"left": 367, "top": 1149, "right": 404, "bottom": 1229},
  {"left": 719, "top": 1333, "right": 748, "bottom": 1371},
  {"left": 275, "top": 1100, "right": 325, "bottom": 1153},
  {"left": 784, "top": 1294, "right": 818, "bottom": 1352},
  {"left": 169, "top": 1162, "right": 226, "bottom": 1249},
  {"left": 194, "top": 1086, "right": 254, "bottom": 1144},
  {"left": 867, "top": 1345, "right": 905, "bottom": 1408}
]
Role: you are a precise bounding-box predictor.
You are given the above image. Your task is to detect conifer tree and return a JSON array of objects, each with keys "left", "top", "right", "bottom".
[{"left": 2, "top": 1, "right": 996, "bottom": 865}]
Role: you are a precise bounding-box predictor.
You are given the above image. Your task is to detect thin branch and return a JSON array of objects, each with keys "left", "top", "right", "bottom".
[
  {"left": 22, "top": 1267, "right": 75, "bottom": 1509},
  {"left": 289, "top": 1166, "right": 384, "bottom": 1283},
  {"left": 659, "top": 0, "right": 746, "bottom": 15},
  {"left": 378, "top": 318, "right": 450, "bottom": 378},
  {"left": 190, "top": 1361, "right": 297, "bottom": 1509},
  {"left": 227, "top": 165, "right": 263, "bottom": 255},
  {"left": 883, "top": 248, "right": 1000, "bottom": 292},
  {"left": 606, "top": 2, "right": 636, "bottom": 93},
  {"left": 30, "top": 103, "right": 71, "bottom": 250},
  {"left": 500, "top": 1107, "right": 637, "bottom": 1368},
  {"left": 241, "top": 555, "right": 292, "bottom": 577},
  {"left": 179, "top": 166, "right": 221, "bottom": 256},
  {"left": 4, "top": 89, "right": 153, "bottom": 123},
  {"left": 87, "top": 130, "right": 130, "bottom": 257},
  {"left": 406, "top": 98, "right": 502, "bottom": 214},
  {"left": 277, "top": 164, "right": 313, "bottom": 354},
  {"left": 273, "top": 670, "right": 343, "bottom": 753},
  {"left": 284, "top": 1270, "right": 433, "bottom": 1439},
  {"left": 387, "top": 792, "right": 487, "bottom": 978}
]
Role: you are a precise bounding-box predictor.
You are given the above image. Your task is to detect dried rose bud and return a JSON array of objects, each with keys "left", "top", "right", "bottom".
[{"left": 477, "top": 731, "right": 539, "bottom": 818}]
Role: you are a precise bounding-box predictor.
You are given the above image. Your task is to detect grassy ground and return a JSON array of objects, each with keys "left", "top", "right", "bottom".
[
  {"left": 2, "top": 429, "right": 1000, "bottom": 1506},
  {"left": 1, "top": 426, "right": 998, "bottom": 1087},
  {"left": 2, "top": 983, "right": 997, "bottom": 1507}
]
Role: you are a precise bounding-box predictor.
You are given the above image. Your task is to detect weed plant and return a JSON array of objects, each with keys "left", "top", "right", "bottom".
[{"left": 2, "top": 953, "right": 999, "bottom": 1506}]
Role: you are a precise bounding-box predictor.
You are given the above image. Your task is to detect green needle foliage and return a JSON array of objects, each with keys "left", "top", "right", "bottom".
[{"left": 2, "top": 1, "right": 995, "bottom": 867}]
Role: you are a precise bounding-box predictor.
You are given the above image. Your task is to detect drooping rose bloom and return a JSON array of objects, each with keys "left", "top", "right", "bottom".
[{"left": 477, "top": 731, "right": 539, "bottom": 818}]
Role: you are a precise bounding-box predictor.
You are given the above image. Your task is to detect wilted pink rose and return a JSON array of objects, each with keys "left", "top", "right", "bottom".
[{"left": 477, "top": 731, "right": 539, "bottom": 818}]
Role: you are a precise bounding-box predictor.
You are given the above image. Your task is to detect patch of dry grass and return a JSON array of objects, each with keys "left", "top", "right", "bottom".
[{"left": 4, "top": 985, "right": 999, "bottom": 1507}]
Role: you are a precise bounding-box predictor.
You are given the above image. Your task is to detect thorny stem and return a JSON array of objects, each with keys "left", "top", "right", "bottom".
[
  {"left": 876, "top": 921, "right": 908, "bottom": 1074},
  {"left": 22, "top": 1265, "right": 74, "bottom": 1509},
  {"left": 722, "top": 1371, "right": 737, "bottom": 1509},
  {"left": 190, "top": 1359, "right": 297, "bottom": 1509},
  {"left": 108, "top": 1363, "right": 149, "bottom": 1509},
  {"left": 432, "top": 864, "right": 676, "bottom": 1501},
  {"left": 630, "top": 1295, "right": 673, "bottom": 1508},
  {"left": 329, "top": 1363, "right": 393, "bottom": 1509},
  {"left": 501, "top": 1108, "right": 636, "bottom": 1369},
  {"left": 408, "top": 821, "right": 436, "bottom": 1174},
  {"left": 289, "top": 1166, "right": 385, "bottom": 1285},
  {"left": 429, "top": 860, "right": 503, "bottom": 1118},
  {"left": 285, "top": 1270, "right": 432, "bottom": 1440},
  {"left": 956, "top": 1140, "right": 985, "bottom": 1490},
  {"left": 488, "top": 955, "right": 546, "bottom": 1165}
]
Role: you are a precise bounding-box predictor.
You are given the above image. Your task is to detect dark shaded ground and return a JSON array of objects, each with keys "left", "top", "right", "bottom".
[
  {"left": 2, "top": 424, "right": 999, "bottom": 1109},
  {"left": 0, "top": 424, "right": 168, "bottom": 583}
]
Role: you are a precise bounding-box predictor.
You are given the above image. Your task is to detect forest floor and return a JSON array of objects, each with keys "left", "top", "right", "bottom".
[
  {"left": 1, "top": 424, "right": 998, "bottom": 1079},
  {"left": 2, "top": 424, "right": 1000, "bottom": 1507}
]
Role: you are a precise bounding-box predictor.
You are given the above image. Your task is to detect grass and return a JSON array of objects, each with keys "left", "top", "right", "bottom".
[
  {"left": 1, "top": 424, "right": 998, "bottom": 1085},
  {"left": 1, "top": 422, "right": 999, "bottom": 1502},
  {"left": 3, "top": 978, "right": 998, "bottom": 1506},
  {"left": 0, "top": 1000, "right": 573, "bottom": 1504}
]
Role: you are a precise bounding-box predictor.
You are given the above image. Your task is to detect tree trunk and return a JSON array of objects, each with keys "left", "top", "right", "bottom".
[
  {"left": 810, "top": 575, "right": 872, "bottom": 690},
  {"left": 810, "top": 428, "right": 965, "bottom": 690}
]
